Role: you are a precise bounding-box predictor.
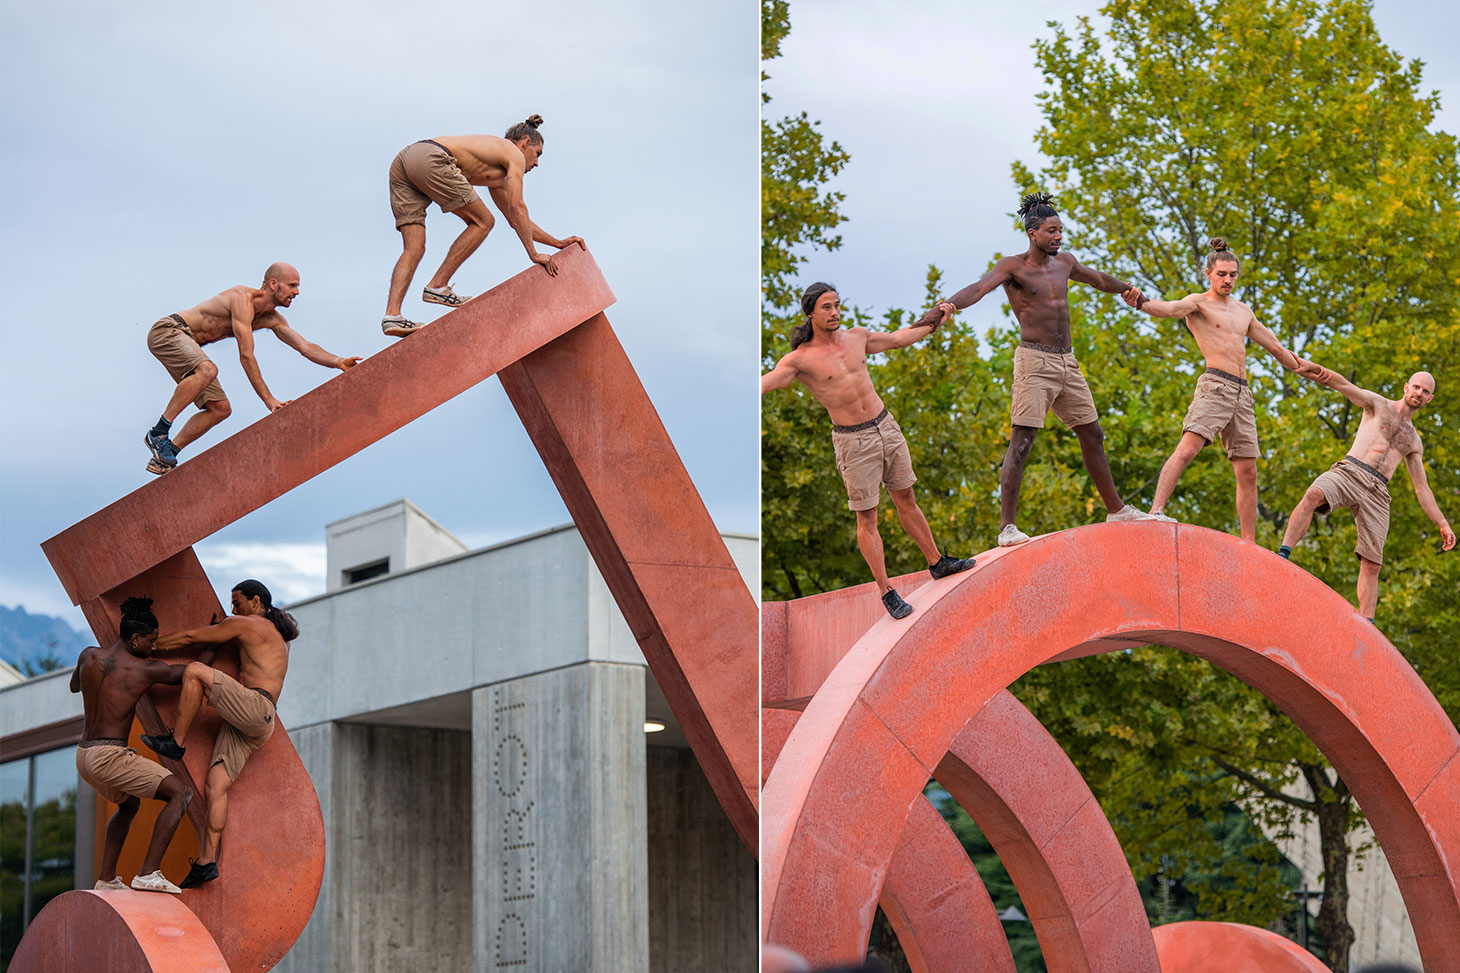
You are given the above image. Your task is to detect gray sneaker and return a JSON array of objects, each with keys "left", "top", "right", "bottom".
[
  {"left": 422, "top": 283, "right": 472, "bottom": 307},
  {"left": 997, "top": 524, "right": 1031, "bottom": 547},
  {"left": 131, "top": 870, "right": 182, "bottom": 894},
  {"left": 1106, "top": 504, "right": 1156, "bottom": 523},
  {"left": 94, "top": 876, "right": 129, "bottom": 891},
  {"left": 1149, "top": 509, "right": 1178, "bottom": 523},
  {"left": 381, "top": 315, "right": 425, "bottom": 338}
]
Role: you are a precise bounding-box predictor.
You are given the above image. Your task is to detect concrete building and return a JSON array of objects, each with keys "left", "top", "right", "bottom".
[{"left": 0, "top": 499, "right": 757, "bottom": 972}]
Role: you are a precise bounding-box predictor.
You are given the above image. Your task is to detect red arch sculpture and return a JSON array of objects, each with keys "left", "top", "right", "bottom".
[
  {"left": 762, "top": 522, "right": 1460, "bottom": 967},
  {"left": 1152, "top": 921, "right": 1329, "bottom": 972}
]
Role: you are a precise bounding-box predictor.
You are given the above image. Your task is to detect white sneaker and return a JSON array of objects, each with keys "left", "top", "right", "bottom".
[
  {"left": 422, "top": 283, "right": 473, "bottom": 307},
  {"left": 381, "top": 315, "right": 425, "bottom": 338},
  {"left": 997, "top": 524, "right": 1031, "bottom": 547},
  {"left": 130, "top": 870, "right": 182, "bottom": 894},
  {"left": 93, "top": 876, "right": 128, "bottom": 891},
  {"left": 1149, "top": 510, "right": 1177, "bottom": 523},
  {"left": 1106, "top": 504, "right": 1155, "bottom": 523}
]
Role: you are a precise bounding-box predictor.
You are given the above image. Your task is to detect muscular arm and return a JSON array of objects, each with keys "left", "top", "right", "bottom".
[
  {"left": 938, "top": 259, "right": 1019, "bottom": 313},
  {"left": 528, "top": 222, "right": 583, "bottom": 251},
  {"left": 155, "top": 615, "right": 247, "bottom": 655},
  {"left": 865, "top": 322, "right": 938, "bottom": 354},
  {"left": 272, "top": 319, "right": 361, "bottom": 371},
  {"left": 1294, "top": 360, "right": 1379, "bottom": 409},
  {"left": 1133, "top": 293, "right": 1204, "bottom": 319},
  {"left": 487, "top": 170, "right": 548, "bottom": 267},
  {"left": 761, "top": 355, "right": 801, "bottom": 393},
  {"left": 1069, "top": 259, "right": 1135, "bottom": 296},
  {"left": 1247, "top": 317, "right": 1300, "bottom": 371},
  {"left": 143, "top": 659, "right": 188, "bottom": 686},
  {"left": 1404, "top": 447, "right": 1456, "bottom": 549},
  {"left": 230, "top": 292, "right": 284, "bottom": 410}
]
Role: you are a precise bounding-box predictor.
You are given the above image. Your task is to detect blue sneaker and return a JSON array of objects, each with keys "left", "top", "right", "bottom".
[{"left": 144, "top": 431, "right": 178, "bottom": 474}]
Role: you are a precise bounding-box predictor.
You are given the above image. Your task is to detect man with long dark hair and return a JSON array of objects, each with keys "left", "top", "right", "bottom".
[
  {"left": 143, "top": 579, "right": 298, "bottom": 888},
  {"left": 763, "top": 283, "right": 975, "bottom": 618},
  {"left": 69, "top": 597, "right": 194, "bottom": 893}
]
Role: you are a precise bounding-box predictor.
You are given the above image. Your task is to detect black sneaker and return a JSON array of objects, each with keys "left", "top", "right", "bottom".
[
  {"left": 881, "top": 588, "right": 914, "bottom": 620},
  {"left": 179, "top": 858, "right": 219, "bottom": 889},
  {"left": 929, "top": 554, "right": 976, "bottom": 579},
  {"left": 141, "top": 731, "right": 186, "bottom": 760}
]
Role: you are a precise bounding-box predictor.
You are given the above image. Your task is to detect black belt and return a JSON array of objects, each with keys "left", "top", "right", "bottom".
[
  {"left": 1020, "top": 339, "right": 1073, "bottom": 354},
  {"left": 832, "top": 407, "right": 890, "bottom": 434},
  {"left": 253, "top": 687, "right": 276, "bottom": 705},
  {"left": 1204, "top": 367, "right": 1248, "bottom": 386},
  {"left": 167, "top": 313, "right": 189, "bottom": 330},
  {"left": 1343, "top": 456, "right": 1391, "bottom": 484},
  {"left": 416, "top": 138, "right": 450, "bottom": 154},
  {"left": 79, "top": 738, "right": 129, "bottom": 749}
]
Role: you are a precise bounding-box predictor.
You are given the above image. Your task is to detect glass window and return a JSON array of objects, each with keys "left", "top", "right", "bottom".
[{"left": 0, "top": 747, "right": 77, "bottom": 966}]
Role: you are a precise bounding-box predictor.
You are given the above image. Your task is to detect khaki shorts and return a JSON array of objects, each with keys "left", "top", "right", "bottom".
[
  {"left": 76, "top": 742, "right": 171, "bottom": 805},
  {"left": 831, "top": 411, "right": 917, "bottom": 511},
  {"left": 1312, "top": 458, "right": 1392, "bottom": 565},
  {"left": 1183, "top": 370, "right": 1259, "bottom": 459},
  {"left": 207, "top": 669, "right": 276, "bottom": 781},
  {"left": 1011, "top": 345, "right": 1099, "bottom": 429},
  {"left": 147, "top": 317, "right": 227, "bottom": 407},
  {"left": 389, "top": 140, "right": 480, "bottom": 228}
]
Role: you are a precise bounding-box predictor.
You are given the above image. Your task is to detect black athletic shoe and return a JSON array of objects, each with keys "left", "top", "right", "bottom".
[
  {"left": 141, "top": 731, "right": 186, "bottom": 760},
  {"left": 929, "top": 554, "right": 976, "bottom": 579},
  {"left": 882, "top": 588, "right": 914, "bottom": 620},
  {"left": 179, "top": 858, "right": 219, "bottom": 890}
]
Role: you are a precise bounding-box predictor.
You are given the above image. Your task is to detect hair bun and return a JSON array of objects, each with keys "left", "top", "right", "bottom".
[
  {"left": 526, "top": 114, "right": 543, "bottom": 129},
  {"left": 1209, "top": 237, "right": 1229, "bottom": 252},
  {"left": 120, "top": 596, "right": 154, "bottom": 616}
]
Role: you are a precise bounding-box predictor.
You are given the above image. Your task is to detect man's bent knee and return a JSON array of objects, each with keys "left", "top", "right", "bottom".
[
  {"left": 205, "top": 398, "right": 232, "bottom": 420},
  {"left": 1074, "top": 421, "right": 1105, "bottom": 443},
  {"left": 888, "top": 486, "right": 918, "bottom": 506},
  {"left": 192, "top": 361, "right": 219, "bottom": 383}
]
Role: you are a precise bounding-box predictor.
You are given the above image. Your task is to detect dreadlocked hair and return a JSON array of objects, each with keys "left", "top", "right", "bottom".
[
  {"left": 120, "top": 596, "right": 158, "bottom": 639},
  {"left": 1018, "top": 192, "right": 1059, "bottom": 231},
  {"left": 1205, "top": 237, "right": 1239, "bottom": 271}
]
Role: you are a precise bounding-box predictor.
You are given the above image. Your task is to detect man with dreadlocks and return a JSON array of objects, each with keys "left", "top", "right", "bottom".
[
  {"left": 762, "top": 282, "right": 976, "bottom": 619},
  {"left": 915, "top": 192, "right": 1152, "bottom": 546},
  {"left": 1121, "top": 239, "right": 1305, "bottom": 540},
  {"left": 142, "top": 580, "right": 298, "bottom": 888},
  {"left": 69, "top": 597, "right": 194, "bottom": 894}
]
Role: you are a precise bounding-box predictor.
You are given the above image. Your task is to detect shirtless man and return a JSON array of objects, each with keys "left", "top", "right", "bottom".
[
  {"left": 1121, "top": 239, "right": 1304, "bottom": 541},
  {"left": 69, "top": 597, "right": 193, "bottom": 894},
  {"left": 142, "top": 263, "right": 361, "bottom": 474},
  {"left": 380, "top": 114, "right": 585, "bottom": 337},
  {"left": 762, "top": 282, "right": 975, "bottom": 619},
  {"left": 141, "top": 580, "right": 297, "bottom": 888},
  {"left": 1278, "top": 366, "right": 1454, "bottom": 620},
  {"left": 916, "top": 193, "right": 1151, "bottom": 546}
]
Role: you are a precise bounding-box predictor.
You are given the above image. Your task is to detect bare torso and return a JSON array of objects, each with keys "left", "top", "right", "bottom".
[
  {"left": 175, "top": 285, "right": 281, "bottom": 345},
  {"left": 999, "top": 252, "right": 1081, "bottom": 346},
  {"left": 231, "top": 615, "right": 290, "bottom": 701},
  {"left": 1179, "top": 293, "right": 1256, "bottom": 376},
  {"left": 77, "top": 641, "right": 170, "bottom": 740},
  {"left": 786, "top": 328, "right": 885, "bottom": 426},
  {"left": 1347, "top": 396, "right": 1421, "bottom": 478},
  {"left": 434, "top": 135, "right": 522, "bottom": 188}
]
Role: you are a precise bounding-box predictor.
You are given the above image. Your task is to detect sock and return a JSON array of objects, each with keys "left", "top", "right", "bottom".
[
  {"left": 1367, "top": 617, "right": 1375, "bottom": 624},
  {"left": 150, "top": 415, "right": 172, "bottom": 438},
  {"left": 1277, "top": 545, "right": 1292, "bottom": 560}
]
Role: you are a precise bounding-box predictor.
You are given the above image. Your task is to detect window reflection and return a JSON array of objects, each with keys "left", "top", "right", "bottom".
[{"left": 0, "top": 747, "right": 77, "bottom": 966}]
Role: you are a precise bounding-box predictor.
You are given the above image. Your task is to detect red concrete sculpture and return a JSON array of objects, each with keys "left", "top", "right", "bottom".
[
  {"left": 1152, "top": 921, "right": 1329, "bottom": 972},
  {"left": 762, "top": 522, "right": 1460, "bottom": 968},
  {"left": 10, "top": 890, "right": 228, "bottom": 973},
  {"left": 26, "top": 247, "right": 758, "bottom": 967}
]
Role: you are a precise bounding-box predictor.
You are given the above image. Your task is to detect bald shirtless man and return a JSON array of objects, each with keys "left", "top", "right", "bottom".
[
  {"left": 380, "top": 114, "right": 585, "bottom": 337},
  {"left": 141, "top": 579, "right": 297, "bottom": 888},
  {"left": 916, "top": 193, "right": 1152, "bottom": 546},
  {"left": 69, "top": 597, "right": 193, "bottom": 894},
  {"left": 762, "top": 282, "right": 975, "bottom": 619},
  {"left": 142, "top": 263, "right": 361, "bottom": 474},
  {"left": 1122, "top": 239, "right": 1304, "bottom": 541},
  {"left": 1278, "top": 366, "right": 1454, "bottom": 620}
]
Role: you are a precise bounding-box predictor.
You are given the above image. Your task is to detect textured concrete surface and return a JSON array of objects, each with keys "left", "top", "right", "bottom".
[
  {"left": 762, "top": 522, "right": 1460, "bottom": 969},
  {"left": 473, "top": 664, "right": 648, "bottom": 973},
  {"left": 272, "top": 722, "right": 334, "bottom": 973},
  {"left": 10, "top": 889, "right": 228, "bottom": 973},
  {"left": 1152, "top": 921, "right": 1329, "bottom": 971},
  {"left": 324, "top": 498, "right": 469, "bottom": 591}
]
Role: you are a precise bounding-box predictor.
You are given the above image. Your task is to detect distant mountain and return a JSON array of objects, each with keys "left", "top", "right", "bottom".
[{"left": 0, "top": 605, "right": 90, "bottom": 673}]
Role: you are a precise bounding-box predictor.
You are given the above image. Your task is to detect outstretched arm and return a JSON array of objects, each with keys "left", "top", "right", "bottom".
[
  {"left": 1069, "top": 259, "right": 1141, "bottom": 302},
  {"left": 272, "top": 319, "right": 361, "bottom": 372},
  {"left": 915, "top": 259, "right": 1019, "bottom": 327},
  {"left": 529, "top": 223, "right": 584, "bottom": 251},
  {"left": 143, "top": 660, "right": 188, "bottom": 687},
  {"left": 487, "top": 172, "right": 557, "bottom": 275},
  {"left": 1123, "top": 291, "right": 1202, "bottom": 319},
  {"left": 154, "top": 613, "right": 239, "bottom": 666},
  {"left": 1404, "top": 447, "right": 1456, "bottom": 550},
  {"left": 1294, "top": 359, "right": 1380, "bottom": 409},
  {"left": 1247, "top": 317, "right": 1301, "bottom": 371},
  {"left": 761, "top": 355, "right": 800, "bottom": 393},
  {"left": 865, "top": 320, "right": 940, "bottom": 354}
]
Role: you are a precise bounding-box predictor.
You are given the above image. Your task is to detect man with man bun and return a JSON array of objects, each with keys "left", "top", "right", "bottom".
[
  {"left": 69, "top": 597, "right": 194, "bottom": 894},
  {"left": 1278, "top": 364, "right": 1454, "bottom": 621},
  {"left": 142, "top": 580, "right": 298, "bottom": 888},
  {"left": 916, "top": 192, "right": 1153, "bottom": 546},
  {"left": 1122, "top": 239, "right": 1306, "bottom": 541},
  {"left": 762, "top": 282, "right": 976, "bottom": 619},
  {"left": 142, "top": 263, "right": 361, "bottom": 474},
  {"left": 380, "top": 115, "right": 586, "bottom": 337}
]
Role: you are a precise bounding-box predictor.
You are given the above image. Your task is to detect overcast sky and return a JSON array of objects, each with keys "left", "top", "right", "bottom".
[
  {"left": 769, "top": 0, "right": 1458, "bottom": 323},
  {"left": 0, "top": 0, "right": 758, "bottom": 627}
]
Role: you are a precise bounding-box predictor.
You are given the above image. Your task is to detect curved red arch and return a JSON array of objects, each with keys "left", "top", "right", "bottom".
[
  {"left": 762, "top": 522, "right": 1460, "bottom": 966},
  {"left": 1152, "top": 921, "right": 1328, "bottom": 972},
  {"left": 11, "top": 890, "right": 229, "bottom": 972}
]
